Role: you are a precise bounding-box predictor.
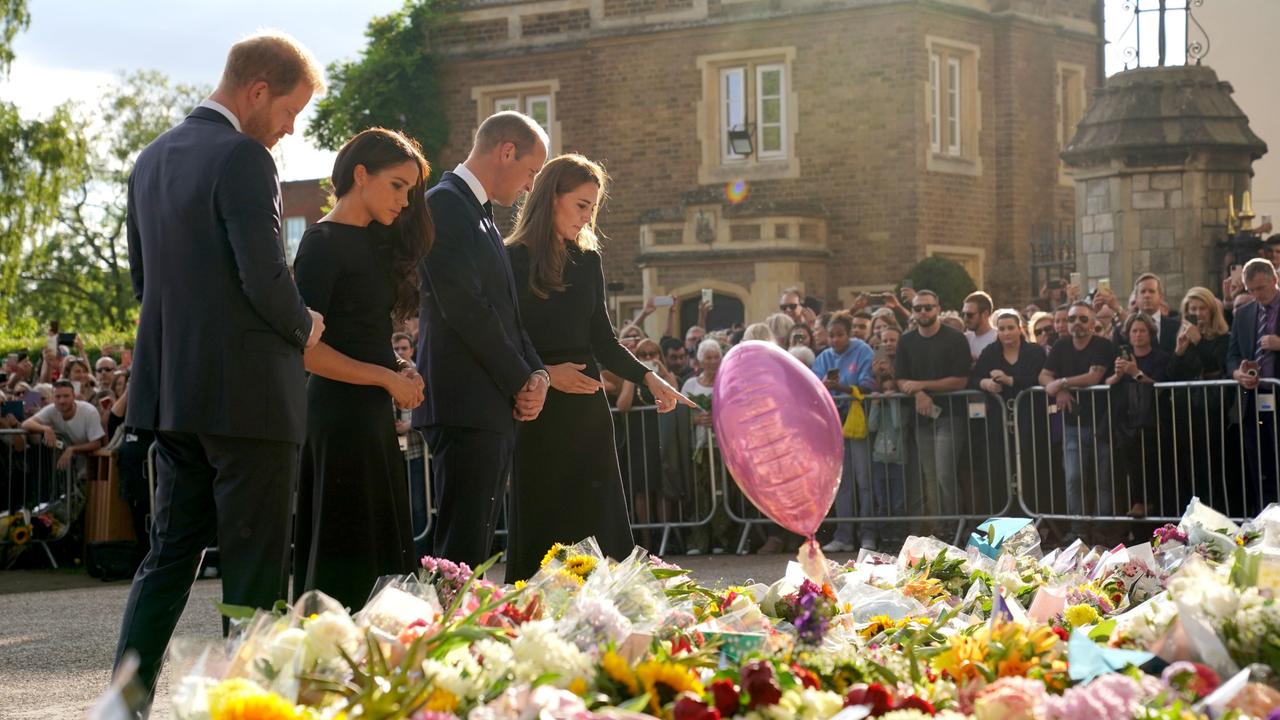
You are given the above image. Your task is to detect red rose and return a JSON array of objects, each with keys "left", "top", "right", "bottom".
[
  {"left": 791, "top": 665, "right": 821, "bottom": 690},
  {"left": 673, "top": 695, "right": 721, "bottom": 720},
  {"left": 1190, "top": 663, "right": 1221, "bottom": 698},
  {"left": 844, "top": 683, "right": 893, "bottom": 716},
  {"left": 894, "top": 695, "right": 936, "bottom": 714},
  {"left": 710, "top": 679, "right": 741, "bottom": 717},
  {"left": 1051, "top": 626, "right": 1070, "bottom": 642},
  {"left": 741, "top": 660, "right": 783, "bottom": 708}
]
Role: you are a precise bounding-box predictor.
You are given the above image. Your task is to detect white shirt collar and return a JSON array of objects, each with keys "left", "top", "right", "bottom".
[
  {"left": 452, "top": 163, "right": 489, "bottom": 207},
  {"left": 197, "top": 99, "right": 242, "bottom": 133}
]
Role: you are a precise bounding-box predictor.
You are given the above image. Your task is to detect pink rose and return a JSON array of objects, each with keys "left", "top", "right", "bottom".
[{"left": 973, "top": 677, "right": 1047, "bottom": 720}]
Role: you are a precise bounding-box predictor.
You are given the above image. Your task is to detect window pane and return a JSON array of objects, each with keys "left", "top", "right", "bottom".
[
  {"left": 760, "top": 68, "right": 780, "bottom": 96},
  {"left": 762, "top": 126, "right": 782, "bottom": 152},
  {"left": 526, "top": 97, "right": 550, "bottom": 129},
  {"left": 721, "top": 67, "right": 746, "bottom": 159},
  {"left": 930, "top": 54, "right": 940, "bottom": 152},
  {"left": 947, "top": 57, "right": 961, "bottom": 155},
  {"left": 761, "top": 97, "right": 781, "bottom": 124},
  {"left": 495, "top": 97, "right": 518, "bottom": 112}
]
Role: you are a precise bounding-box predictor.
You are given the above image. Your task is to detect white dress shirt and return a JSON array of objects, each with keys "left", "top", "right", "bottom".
[
  {"left": 197, "top": 99, "right": 242, "bottom": 132},
  {"left": 452, "top": 163, "right": 489, "bottom": 206}
]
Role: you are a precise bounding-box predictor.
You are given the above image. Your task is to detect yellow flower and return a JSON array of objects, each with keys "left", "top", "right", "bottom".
[
  {"left": 556, "top": 568, "right": 584, "bottom": 587},
  {"left": 635, "top": 660, "right": 704, "bottom": 713},
  {"left": 996, "top": 656, "right": 1034, "bottom": 678},
  {"left": 207, "top": 679, "right": 299, "bottom": 720},
  {"left": 424, "top": 687, "right": 459, "bottom": 713},
  {"left": 1064, "top": 603, "right": 1099, "bottom": 628},
  {"left": 569, "top": 677, "right": 589, "bottom": 696},
  {"left": 540, "top": 543, "right": 566, "bottom": 569},
  {"left": 1028, "top": 626, "right": 1060, "bottom": 654},
  {"left": 514, "top": 579, "right": 527, "bottom": 590},
  {"left": 565, "top": 555, "right": 598, "bottom": 578},
  {"left": 931, "top": 632, "right": 989, "bottom": 684},
  {"left": 602, "top": 650, "right": 639, "bottom": 695}
]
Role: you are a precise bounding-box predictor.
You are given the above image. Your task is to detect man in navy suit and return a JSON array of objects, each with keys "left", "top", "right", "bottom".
[
  {"left": 1114, "top": 273, "right": 1181, "bottom": 353},
  {"left": 414, "top": 112, "right": 549, "bottom": 567},
  {"left": 113, "top": 33, "right": 326, "bottom": 706},
  {"left": 1228, "top": 258, "right": 1280, "bottom": 513}
]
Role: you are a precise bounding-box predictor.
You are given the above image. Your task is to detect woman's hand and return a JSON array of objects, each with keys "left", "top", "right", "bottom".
[
  {"left": 645, "top": 372, "right": 698, "bottom": 414},
  {"left": 979, "top": 378, "right": 1002, "bottom": 395},
  {"left": 548, "top": 362, "right": 603, "bottom": 394},
  {"left": 989, "top": 369, "right": 1012, "bottom": 386},
  {"left": 1180, "top": 322, "right": 1201, "bottom": 347},
  {"left": 384, "top": 369, "right": 424, "bottom": 409}
]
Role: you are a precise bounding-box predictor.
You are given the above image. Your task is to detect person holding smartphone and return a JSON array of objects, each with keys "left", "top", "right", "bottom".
[
  {"left": 810, "top": 313, "right": 876, "bottom": 552},
  {"left": 1227, "top": 258, "right": 1280, "bottom": 513}
]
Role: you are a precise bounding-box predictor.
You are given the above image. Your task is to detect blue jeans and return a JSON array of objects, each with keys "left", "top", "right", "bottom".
[
  {"left": 1063, "top": 424, "right": 1113, "bottom": 522},
  {"left": 832, "top": 438, "right": 871, "bottom": 544}
]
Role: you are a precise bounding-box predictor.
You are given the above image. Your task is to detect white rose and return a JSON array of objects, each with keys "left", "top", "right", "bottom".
[
  {"left": 265, "top": 627, "right": 306, "bottom": 674},
  {"left": 303, "top": 611, "right": 361, "bottom": 666}
]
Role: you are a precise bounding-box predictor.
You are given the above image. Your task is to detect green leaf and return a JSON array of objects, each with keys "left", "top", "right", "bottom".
[
  {"left": 1089, "top": 619, "right": 1117, "bottom": 642},
  {"left": 215, "top": 601, "right": 260, "bottom": 620},
  {"left": 617, "top": 693, "right": 652, "bottom": 712}
]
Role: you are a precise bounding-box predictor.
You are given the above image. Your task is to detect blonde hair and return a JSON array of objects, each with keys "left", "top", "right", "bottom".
[
  {"left": 219, "top": 31, "right": 325, "bottom": 95},
  {"left": 1180, "top": 286, "right": 1229, "bottom": 339},
  {"left": 765, "top": 313, "right": 795, "bottom": 345},
  {"left": 742, "top": 323, "right": 774, "bottom": 342},
  {"left": 507, "top": 154, "right": 607, "bottom": 299}
]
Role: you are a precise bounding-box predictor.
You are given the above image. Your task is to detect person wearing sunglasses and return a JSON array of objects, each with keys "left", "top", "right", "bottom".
[
  {"left": 1039, "top": 301, "right": 1118, "bottom": 542},
  {"left": 894, "top": 290, "right": 972, "bottom": 532},
  {"left": 1028, "top": 311, "right": 1056, "bottom": 349},
  {"left": 962, "top": 291, "right": 996, "bottom": 361}
]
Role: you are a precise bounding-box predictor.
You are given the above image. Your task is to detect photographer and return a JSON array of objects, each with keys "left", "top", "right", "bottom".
[
  {"left": 1105, "top": 313, "right": 1170, "bottom": 519},
  {"left": 1227, "top": 258, "right": 1280, "bottom": 512}
]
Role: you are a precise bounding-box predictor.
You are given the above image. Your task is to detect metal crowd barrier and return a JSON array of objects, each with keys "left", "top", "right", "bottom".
[
  {"left": 719, "top": 390, "right": 1016, "bottom": 550},
  {"left": 400, "top": 428, "right": 432, "bottom": 544},
  {"left": 1012, "top": 378, "right": 1280, "bottom": 533},
  {"left": 0, "top": 429, "right": 76, "bottom": 567}
]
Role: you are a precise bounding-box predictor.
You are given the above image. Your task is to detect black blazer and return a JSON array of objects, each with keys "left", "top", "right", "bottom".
[
  {"left": 125, "top": 107, "right": 313, "bottom": 444},
  {"left": 413, "top": 172, "right": 544, "bottom": 432},
  {"left": 1114, "top": 313, "right": 1181, "bottom": 355},
  {"left": 1227, "top": 299, "right": 1277, "bottom": 379}
]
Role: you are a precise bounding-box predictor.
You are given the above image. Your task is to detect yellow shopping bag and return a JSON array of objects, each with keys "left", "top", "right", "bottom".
[{"left": 841, "top": 387, "right": 867, "bottom": 440}]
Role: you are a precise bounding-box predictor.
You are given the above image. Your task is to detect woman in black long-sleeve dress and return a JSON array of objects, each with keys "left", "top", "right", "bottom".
[
  {"left": 970, "top": 309, "right": 1047, "bottom": 515},
  {"left": 292, "top": 129, "right": 432, "bottom": 610},
  {"left": 503, "top": 154, "right": 693, "bottom": 582}
]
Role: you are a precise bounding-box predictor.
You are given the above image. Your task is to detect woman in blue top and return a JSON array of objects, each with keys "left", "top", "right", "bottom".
[{"left": 810, "top": 313, "right": 877, "bottom": 552}]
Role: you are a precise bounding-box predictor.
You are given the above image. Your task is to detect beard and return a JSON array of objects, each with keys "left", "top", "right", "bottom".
[
  {"left": 917, "top": 314, "right": 937, "bottom": 328},
  {"left": 239, "top": 108, "right": 278, "bottom": 148}
]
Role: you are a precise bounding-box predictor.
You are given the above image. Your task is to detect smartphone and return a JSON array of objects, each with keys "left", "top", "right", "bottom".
[
  {"left": 57, "top": 332, "right": 77, "bottom": 347},
  {"left": 825, "top": 369, "right": 839, "bottom": 381},
  {"left": 1097, "top": 278, "right": 1111, "bottom": 293},
  {"left": 1069, "top": 272, "right": 1081, "bottom": 288},
  {"left": 701, "top": 288, "right": 714, "bottom": 310},
  {"left": 653, "top": 295, "right": 674, "bottom": 308},
  {"left": 0, "top": 400, "right": 21, "bottom": 419},
  {"left": 902, "top": 278, "right": 914, "bottom": 290}
]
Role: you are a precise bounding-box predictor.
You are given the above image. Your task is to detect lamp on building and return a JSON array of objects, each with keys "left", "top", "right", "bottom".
[{"left": 727, "top": 124, "right": 754, "bottom": 156}]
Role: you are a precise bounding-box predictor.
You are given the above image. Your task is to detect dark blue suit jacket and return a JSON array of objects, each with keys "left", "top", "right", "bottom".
[
  {"left": 413, "top": 172, "right": 544, "bottom": 432},
  {"left": 1227, "top": 298, "right": 1278, "bottom": 378},
  {"left": 125, "top": 107, "right": 313, "bottom": 444}
]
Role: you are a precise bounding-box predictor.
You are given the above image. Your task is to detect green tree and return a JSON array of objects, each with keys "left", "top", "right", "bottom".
[
  {"left": 307, "top": 0, "right": 451, "bottom": 174},
  {"left": 14, "top": 71, "right": 208, "bottom": 331},
  {"left": 0, "top": 0, "right": 30, "bottom": 73},
  {"left": 903, "top": 256, "right": 977, "bottom": 311}
]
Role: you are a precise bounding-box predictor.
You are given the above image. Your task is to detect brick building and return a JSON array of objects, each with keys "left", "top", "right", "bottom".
[{"left": 289, "top": 0, "right": 1101, "bottom": 332}]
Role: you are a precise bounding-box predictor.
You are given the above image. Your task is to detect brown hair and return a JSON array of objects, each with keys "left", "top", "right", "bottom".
[
  {"left": 474, "top": 111, "right": 548, "bottom": 159},
  {"left": 506, "top": 154, "right": 607, "bottom": 299},
  {"left": 219, "top": 31, "right": 325, "bottom": 96},
  {"left": 331, "top": 128, "right": 434, "bottom": 324}
]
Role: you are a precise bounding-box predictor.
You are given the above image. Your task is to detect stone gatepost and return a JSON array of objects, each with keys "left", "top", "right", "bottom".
[{"left": 1062, "top": 66, "right": 1266, "bottom": 300}]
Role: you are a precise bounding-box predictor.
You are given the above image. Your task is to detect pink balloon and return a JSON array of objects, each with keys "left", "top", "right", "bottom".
[{"left": 712, "top": 340, "right": 843, "bottom": 537}]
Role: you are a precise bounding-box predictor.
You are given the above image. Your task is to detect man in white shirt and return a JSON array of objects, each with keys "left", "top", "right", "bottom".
[
  {"left": 21, "top": 379, "right": 105, "bottom": 470},
  {"left": 963, "top": 291, "right": 997, "bottom": 360}
]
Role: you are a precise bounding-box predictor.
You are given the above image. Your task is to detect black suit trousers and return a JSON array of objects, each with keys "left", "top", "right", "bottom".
[
  {"left": 113, "top": 431, "right": 298, "bottom": 702},
  {"left": 424, "top": 425, "right": 513, "bottom": 568}
]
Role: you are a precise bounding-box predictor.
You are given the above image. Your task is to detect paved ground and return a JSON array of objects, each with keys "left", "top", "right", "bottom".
[{"left": 0, "top": 551, "right": 843, "bottom": 719}]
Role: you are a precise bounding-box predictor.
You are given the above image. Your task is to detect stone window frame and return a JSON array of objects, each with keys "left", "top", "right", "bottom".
[
  {"left": 925, "top": 36, "right": 982, "bottom": 177},
  {"left": 1056, "top": 61, "right": 1087, "bottom": 186},
  {"left": 471, "top": 79, "right": 562, "bottom": 155},
  {"left": 925, "top": 243, "right": 985, "bottom": 288},
  {"left": 695, "top": 47, "right": 800, "bottom": 185}
]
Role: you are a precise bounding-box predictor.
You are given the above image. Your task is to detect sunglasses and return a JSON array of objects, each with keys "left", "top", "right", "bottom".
[
  {"left": 779, "top": 303, "right": 799, "bottom": 312},
  {"left": 912, "top": 304, "right": 937, "bottom": 312},
  {"left": 1068, "top": 315, "right": 1092, "bottom": 323},
  {"left": 1034, "top": 327, "right": 1052, "bottom": 336},
  {"left": 636, "top": 350, "right": 660, "bottom": 360}
]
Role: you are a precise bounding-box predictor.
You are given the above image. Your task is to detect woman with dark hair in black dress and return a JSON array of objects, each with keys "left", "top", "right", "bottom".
[
  {"left": 292, "top": 128, "right": 432, "bottom": 610},
  {"left": 503, "top": 154, "right": 694, "bottom": 582}
]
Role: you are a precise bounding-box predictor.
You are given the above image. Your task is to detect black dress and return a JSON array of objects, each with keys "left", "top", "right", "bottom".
[
  {"left": 292, "top": 222, "right": 416, "bottom": 609},
  {"left": 504, "top": 243, "right": 649, "bottom": 582}
]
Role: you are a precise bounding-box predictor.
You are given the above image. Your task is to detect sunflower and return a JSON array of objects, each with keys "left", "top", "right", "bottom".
[
  {"left": 565, "top": 555, "right": 598, "bottom": 577},
  {"left": 556, "top": 569, "right": 584, "bottom": 587},
  {"left": 635, "top": 660, "right": 704, "bottom": 713},
  {"left": 602, "top": 650, "right": 639, "bottom": 695},
  {"left": 541, "top": 543, "right": 567, "bottom": 569}
]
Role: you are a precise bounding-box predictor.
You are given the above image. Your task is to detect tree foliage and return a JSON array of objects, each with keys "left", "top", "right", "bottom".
[
  {"left": 0, "top": 0, "right": 30, "bottom": 75},
  {"left": 307, "top": 0, "right": 452, "bottom": 176},
  {"left": 903, "top": 256, "right": 978, "bottom": 311},
  {"left": 2, "top": 71, "right": 207, "bottom": 333}
]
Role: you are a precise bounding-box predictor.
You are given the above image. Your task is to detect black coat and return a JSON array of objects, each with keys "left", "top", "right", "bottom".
[
  {"left": 413, "top": 172, "right": 544, "bottom": 432},
  {"left": 125, "top": 107, "right": 312, "bottom": 444},
  {"left": 1114, "top": 313, "right": 1182, "bottom": 355}
]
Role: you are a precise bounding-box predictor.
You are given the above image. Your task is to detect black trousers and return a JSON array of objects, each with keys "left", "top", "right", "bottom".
[
  {"left": 424, "top": 425, "right": 513, "bottom": 568},
  {"left": 112, "top": 431, "right": 298, "bottom": 705}
]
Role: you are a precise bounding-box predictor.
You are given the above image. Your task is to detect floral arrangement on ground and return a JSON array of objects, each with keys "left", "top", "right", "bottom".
[{"left": 167, "top": 500, "right": 1280, "bottom": 720}]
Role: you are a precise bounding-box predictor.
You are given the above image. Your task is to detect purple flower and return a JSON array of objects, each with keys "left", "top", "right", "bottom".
[
  {"left": 420, "top": 555, "right": 474, "bottom": 606},
  {"left": 793, "top": 579, "right": 831, "bottom": 644}
]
